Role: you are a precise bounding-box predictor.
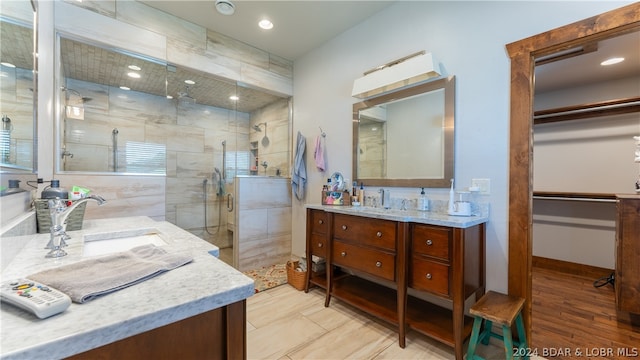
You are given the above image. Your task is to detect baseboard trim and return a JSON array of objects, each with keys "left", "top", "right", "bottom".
[{"left": 532, "top": 256, "right": 613, "bottom": 279}]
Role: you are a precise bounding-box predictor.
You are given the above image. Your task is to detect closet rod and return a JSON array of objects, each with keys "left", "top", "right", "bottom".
[
  {"left": 533, "top": 196, "right": 616, "bottom": 203},
  {"left": 534, "top": 96, "right": 640, "bottom": 124},
  {"left": 533, "top": 191, "right": 617, "bottom": 203}
]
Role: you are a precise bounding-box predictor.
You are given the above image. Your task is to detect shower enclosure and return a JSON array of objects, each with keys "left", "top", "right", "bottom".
[{"left": 54, "top": 35, "right": 292, "bottom": 267}]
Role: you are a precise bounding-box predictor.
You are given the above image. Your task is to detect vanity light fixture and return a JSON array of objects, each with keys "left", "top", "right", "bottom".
[
  {"left": 215, "top": 0, "right": 235, "bottom": 16},
  {"left": 351, "top": 51, "right": 442, "bottom": 99},
  {"left": 127, "top": 72, "right": 141, "bottom": 79},
  {"left": 229, "top": 95, "right": 239, "bottom": 101},
  {"left": 601, "top": 57, "right": 625, "bottom": 66},
  {"left": 184, "top": 79, "right": 195, "bottom": 85},
  {"left": 259, "top": 19, "right": 274, "bottom": 30},
  {"left": 128, "top": 65, "right": 141, "bottom": 71}
]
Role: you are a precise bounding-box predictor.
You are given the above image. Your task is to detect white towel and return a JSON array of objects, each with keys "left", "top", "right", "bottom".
[
  {"left": 28, "top": 244, "right": 193, "bottom": 303},
  {"left": 314, "top": 135, "right": 325, "bottom": 171}
]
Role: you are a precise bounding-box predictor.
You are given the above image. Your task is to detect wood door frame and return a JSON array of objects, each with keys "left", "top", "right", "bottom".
[{"left": 506, "top": 2, "right": 640, "bottom": 342}]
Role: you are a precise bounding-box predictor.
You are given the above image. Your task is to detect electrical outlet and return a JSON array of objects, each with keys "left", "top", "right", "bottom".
[{"left": 471, "top": 178, "right": 490, "bottom": 195}]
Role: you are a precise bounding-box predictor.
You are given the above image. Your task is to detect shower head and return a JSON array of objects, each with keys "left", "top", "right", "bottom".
[
  {"left": 252, "top": 122, "right": 266, "bottom": 132},
  {"left": 62, "top": 87, "right": 92, "bottom": 103}
]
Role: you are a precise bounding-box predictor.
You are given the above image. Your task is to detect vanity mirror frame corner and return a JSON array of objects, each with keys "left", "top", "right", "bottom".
[{"left": 352, "top": 75, "right": 455, "bottom": 188}]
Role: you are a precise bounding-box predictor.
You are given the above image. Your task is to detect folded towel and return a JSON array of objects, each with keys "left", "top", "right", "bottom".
[
  {"left": 292, "top": 131, "right": 307, "bottom": 200},
  {"left": 314, "top": 135, "right": 325, "bottom": 172},
  {"left": 28, "top": 244, "right": 193, "bottom": 303}
]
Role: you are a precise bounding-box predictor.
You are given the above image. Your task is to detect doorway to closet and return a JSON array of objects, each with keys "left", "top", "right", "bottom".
[
  {"left": 530, "top": 28, "right": 640, "bottom": 353},
  {"left": 506, "top": 2, "right": 640, "bottom": 348}
]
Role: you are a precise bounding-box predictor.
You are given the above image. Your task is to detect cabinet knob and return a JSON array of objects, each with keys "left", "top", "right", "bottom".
[
  {"left": 341, "top": 251, "right": 347, "bottom": 257},
  {"left": 426, "top": 239, "right": 433, "bottom": 246},
  {"left": 375, "top": 261, "right": 382, "bottom": 268},
  {"left": 342, "top": 225, "right": 348, "bottom": 230},
  {"left": 426, "top": 273, "right": 432, "bottom": 280},
  {"left": 318, "top": 219, "right": 323, "bottom": 225},
  {"left": 376, "top": 231, "right": 382, "bottom": 237},
  {"left": 317, "top": 243, "right": 323, "bottom": 248}
]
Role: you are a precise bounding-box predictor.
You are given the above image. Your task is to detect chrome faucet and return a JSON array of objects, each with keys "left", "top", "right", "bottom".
[
  {"left": 378, "top": 188, "right": 391, "bottom": 209},
  {"left": 45, "top": 195, "right": 107, "bottom": 258}
]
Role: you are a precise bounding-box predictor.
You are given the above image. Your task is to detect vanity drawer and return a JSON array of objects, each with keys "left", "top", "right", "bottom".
[
  {"left": 309, "top": 209, "right": 329, "bottom": 235},
  {"left": 332, "top": 241, "right": 395, "bottom": 282},
  {"left": 410, "top": 258, "right": 450, "bottom": 296},
  {"left": 309, "top": 233, "right": 327, "bottom": 258},
  {"left": 333, "top": 214, "right": 396, "bottom": 251},
  {"left": 412, "top": 224, "right": 451, "bottom": 261}
]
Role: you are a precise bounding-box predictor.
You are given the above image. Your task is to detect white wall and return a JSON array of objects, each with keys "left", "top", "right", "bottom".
[
  {"left": 532, "top": 76, "right": 640, "bottom": 269},
  {"left": 291, "top": 1, "right": 632, "bottom": 293}
]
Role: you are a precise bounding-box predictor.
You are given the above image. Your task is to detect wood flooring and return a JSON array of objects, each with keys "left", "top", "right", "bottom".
[
  {"left": 245, "top": 265, "right": 639, "bottom": 359},
  {"left": 532, "top": 266, "right": 640, "bottom": 359},
  {"left": 246, "top": 286, "right": 519, "bottom": 360}
]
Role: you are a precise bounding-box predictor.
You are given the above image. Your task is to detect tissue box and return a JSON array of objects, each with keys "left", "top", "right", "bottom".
[{"left": 321, "top": 190, "right": 351, "bottom": 206}]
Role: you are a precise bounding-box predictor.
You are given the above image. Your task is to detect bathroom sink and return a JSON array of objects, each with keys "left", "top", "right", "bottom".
[{"left": 82, "top": 228, "right": 168, "bottom": 256}]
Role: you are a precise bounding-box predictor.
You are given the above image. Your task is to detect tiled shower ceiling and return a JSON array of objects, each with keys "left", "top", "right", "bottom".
[{"left": 59, "top": 38, "right": 286, "bottom": 113}]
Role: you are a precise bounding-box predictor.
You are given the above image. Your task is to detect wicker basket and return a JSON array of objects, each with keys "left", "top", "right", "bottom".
[
  {"left": 35, "top": 199, "right": 87, "bottom": 233},
  {"left": 287, "top": 260, "right": 307, "bottom": 291}
]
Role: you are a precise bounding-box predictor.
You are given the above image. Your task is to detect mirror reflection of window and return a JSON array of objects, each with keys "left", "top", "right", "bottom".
[{"left": 0, "top": 18, "right": 35, "bottom": 170}]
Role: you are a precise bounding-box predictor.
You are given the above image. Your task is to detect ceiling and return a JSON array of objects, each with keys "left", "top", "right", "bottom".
[
  {"left": 139, "top": 1, "right": 395, "bottom": 61},
  {"left": 534, "top": 30, "right": 640, "bottom": 94},
  {"left": 1, "top": 2, "right": 638, "bottom": 113}
]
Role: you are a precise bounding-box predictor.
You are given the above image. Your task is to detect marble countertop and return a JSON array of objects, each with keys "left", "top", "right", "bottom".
[
  {"left": 0, "top": 216, "right": 254, "bottom": 359},
  {"left": 306, "top": 205, "right": 489, "bottom": 228}
]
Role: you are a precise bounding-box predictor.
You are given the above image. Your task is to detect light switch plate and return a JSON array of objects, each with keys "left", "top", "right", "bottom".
[{"left": 471, "top": 178, "right": 490, "bottom": 195}]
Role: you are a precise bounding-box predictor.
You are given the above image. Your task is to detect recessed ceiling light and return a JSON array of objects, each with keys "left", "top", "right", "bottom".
[
  {"left": 128, "top": 65, "right": 141, "bottom": 71},
  {"left": 120, "top": 86, "right": 130, "bottom": 91},
  {"left": 127, "top": 72, "right": 141, "bottom": 79},
  {"left": 184, "top": 79, "right": 195, "bottom": 85},
  {"left": 259, "top": 19, "right": 274, "bottom": 30},
  {"left": 1, "top": 62, "right": 16, "bottom": 68},
  {"left": 229, "top": 95, "right": 239, "bottom": 101},
  {"left": 215, "top": 0, "right": 235, "bottom": 16},
  {"left": 600, "top": 57, "right": 625, "bottom": 66}
]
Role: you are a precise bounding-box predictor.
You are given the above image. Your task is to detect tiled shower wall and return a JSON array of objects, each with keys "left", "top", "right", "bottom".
[{"left": 62, "top": 78, "right": 290, "bottom": 249}]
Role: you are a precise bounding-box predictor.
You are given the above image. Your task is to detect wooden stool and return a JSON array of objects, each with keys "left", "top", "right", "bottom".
[{"left": 467, "top": 291, "right": 528, "bottom": 360}]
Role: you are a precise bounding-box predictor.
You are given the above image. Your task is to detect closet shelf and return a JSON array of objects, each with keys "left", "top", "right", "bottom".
[
  {"left": 534, "top": 96, "right": 640, "bottom": 125},
  {"left": 533, "top": 191, "right": 617, "bottom": 203}
]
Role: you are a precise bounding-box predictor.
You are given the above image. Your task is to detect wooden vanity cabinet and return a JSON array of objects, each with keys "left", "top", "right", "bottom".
[
  {"left": 615, "top": 194, "right": 640, "bottom": 314},
  {"left": 306, "top": 208, "right": 486, "bottom": 360},
  {"left": 305, "top": 209, "right": 330, "bottom": 291}
]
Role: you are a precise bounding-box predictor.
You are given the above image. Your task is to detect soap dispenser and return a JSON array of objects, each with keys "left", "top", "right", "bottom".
[{"left": 418, "top": 188, "right": 429, "bottom": 211}]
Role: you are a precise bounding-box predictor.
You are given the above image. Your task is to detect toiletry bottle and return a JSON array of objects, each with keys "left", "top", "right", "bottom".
[
  {"left": 358, "top": 182, "right": 364, "bottom": 204},
  {"left": 448, "top": 179, "right": 456, "bottom": 215},
  {"left": 418, "top": 188, "right": 429, "bottom": 211},
  {"left": 42, "top": 180, "right": 69, "bottom": 200}
]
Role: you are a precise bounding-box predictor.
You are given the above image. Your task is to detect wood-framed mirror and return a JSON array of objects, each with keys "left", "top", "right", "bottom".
[{"left": 352, "top": 76, "right": 455, "bottom": 188}]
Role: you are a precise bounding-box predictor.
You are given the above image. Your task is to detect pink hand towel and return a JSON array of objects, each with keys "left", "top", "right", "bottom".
[{"left": 314, "top": 135, "right": 325, "bottom": 171}]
